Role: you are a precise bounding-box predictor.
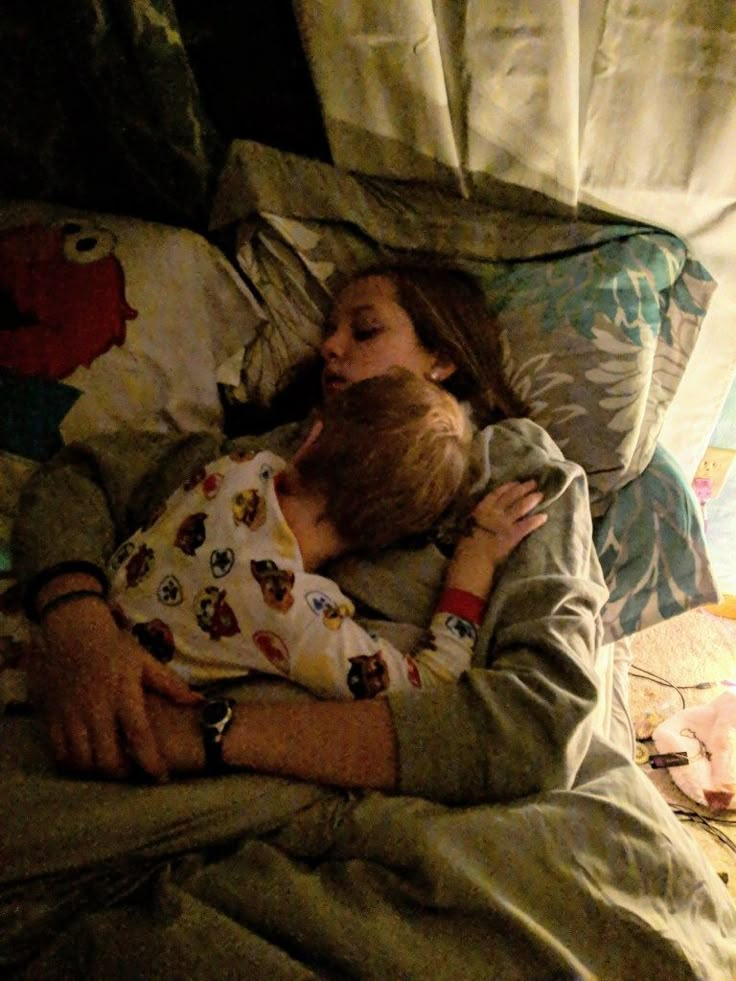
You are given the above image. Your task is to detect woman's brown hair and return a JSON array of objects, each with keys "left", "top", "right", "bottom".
[{"left": 354, "top": 262, "right": 525, "bottom": 424}]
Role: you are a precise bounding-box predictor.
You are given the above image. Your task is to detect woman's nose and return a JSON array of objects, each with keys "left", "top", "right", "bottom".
[{"left": 320, "top": 327, "right": 344, "bottom": 361}]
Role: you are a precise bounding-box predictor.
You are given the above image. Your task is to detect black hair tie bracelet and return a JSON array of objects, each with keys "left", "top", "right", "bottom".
[
  {"left": 37, "top": 589, "right": 108, "bottom": 623},
  {"left": 24, "top": 561, "right": 109, "bottom": 622}
]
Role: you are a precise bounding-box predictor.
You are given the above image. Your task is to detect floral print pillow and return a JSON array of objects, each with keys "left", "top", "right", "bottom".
[{"left": 473, "top": 233, "right": 716, "bottom": 512}]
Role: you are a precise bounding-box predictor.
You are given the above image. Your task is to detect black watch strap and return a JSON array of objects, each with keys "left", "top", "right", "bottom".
[{"left": 201, "top": 698, "right": 235, "bottom": 774}]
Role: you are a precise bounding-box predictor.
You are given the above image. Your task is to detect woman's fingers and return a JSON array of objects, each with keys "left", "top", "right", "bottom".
[
  {"left": 61, "top": 713, "right": 94, "bottom": 773},
  {"left": 143, "top": 656, "right": 204, "bottom": 706},
  {"left": 52, "top": 702, "right": 163, "bottom": 781},
  {"left": 490, "top": 479, "right": 538, "bottom": 501},
  {"left": 476, "top": 480, "right": 539, "bottom": 512},
  {"left": 40, "top": 692, "right": 92, "bottom": 772},
  {"left": 507, "top": 491, "right": 544, "bottom": 520},
  {"left": 39, "top": 656, "right": 171, "bottom": 780},
  {"left": 465, "top": 480, "right": 548, "bottom": 564},
  {"left": 49, "top": 699, "right": 127, "bottom": 778},
  {"left": 47, "top": 716, "right": 72, "bottom": 770},
  {"left": 115, "top": 686, "right": 167, "bottom": 781},
  {"left": 92, "top": 715, "right": 133, "bottom": 780},
  {"left": 514, "top": 512, "right": 548, "bottom": 539}
]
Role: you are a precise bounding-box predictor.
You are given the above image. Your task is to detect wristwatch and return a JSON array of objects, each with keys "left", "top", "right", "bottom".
[{"left": 200, "top": 697, "right": 235, "bottom": 774}]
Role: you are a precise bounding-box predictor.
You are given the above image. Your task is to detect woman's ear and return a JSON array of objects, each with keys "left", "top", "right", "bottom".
[
  {"left": 428, "top": 356, "right": 457, "bottom": 383},
  {"left": 291, "top": 419, "right": 324, "bottom": 467}
]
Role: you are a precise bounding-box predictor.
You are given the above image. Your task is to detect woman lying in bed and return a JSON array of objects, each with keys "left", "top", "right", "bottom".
[{"left": 13, "top": 263, "right": 606, "bottom": 803}]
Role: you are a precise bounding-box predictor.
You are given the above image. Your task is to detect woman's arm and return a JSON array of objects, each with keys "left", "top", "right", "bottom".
[
  {"left": 321, "top": 420, "right": 608, "bottom": 806},
  {"left": 146, "top": 693, "right": 399, "bottom": 790},
  {"left": 15, "top": 419, "right": 312, "bottom": 780},
  {"left": 144, "top": 481, "right": 549, "bottom": 788},
  {"left": 15, "top": 429, "right": 222, "bottom": 777},
  {"left": 14, "top": 422, "right": 308, "bottom": 608},
  {"left": 410, "top": 480, "right": 547, "bottom": 684},
  {"left": 31, "top": 592, "right": 203, "bottom": 779},
  {"left": 33, "top": 579, "right": 400, "bottom": 789},
  {"left": 223, "top": 482, "right": 547, "bottom": 700},
  {"left": 14, "top": 429, "right": 223, "bottom": 604}
]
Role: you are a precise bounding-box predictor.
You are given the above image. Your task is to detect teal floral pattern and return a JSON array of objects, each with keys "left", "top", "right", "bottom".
[
  {"left": 474, "top": 233, "right": 716, "bottom": 508},
  {"left": 212, "top": 144, "right": 719, "bottom": 641},
  {"left": 482, "top": 232, "right": 703, "bottom": 343},
  {"left": 214, "top": 145, "right": 716, "bottom": 516},
  {"left": 594, "top": 445, "right": 719, "bottom": 642}
]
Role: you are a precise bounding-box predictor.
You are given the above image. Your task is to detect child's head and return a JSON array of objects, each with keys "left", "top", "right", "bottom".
[{"left": 295, "top": 367, "right": 472, "bottom": 550}]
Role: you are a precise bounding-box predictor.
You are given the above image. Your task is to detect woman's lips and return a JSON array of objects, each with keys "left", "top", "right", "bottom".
[{"left": 322, "top": 370, "right": 348, "bottom": 394}]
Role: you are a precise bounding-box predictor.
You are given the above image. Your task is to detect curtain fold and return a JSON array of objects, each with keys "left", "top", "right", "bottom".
[
  {"left": 295, "top": 0, "right": 735, "bottom": 210},
  {"left": 297, "top": 1, "right": 465, "bottom": 190},
  {"left": 295, "top": 0, "right": 583, "bottom": 205},
  {"left": 580, "top": 0, "right": 736, "bottom": 197}
]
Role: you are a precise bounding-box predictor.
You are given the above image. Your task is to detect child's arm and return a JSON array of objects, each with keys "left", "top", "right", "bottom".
[
  {"left": 412, "top": 481, "right": 547, "bottom": 684},
  {"left": 240, "top": 482, "right": 547, "bottom": 700}
]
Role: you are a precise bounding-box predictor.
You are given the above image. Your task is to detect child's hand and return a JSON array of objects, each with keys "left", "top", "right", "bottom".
[
  {"left": 466, "top": 480, "right": 547, "bottom": 565},
  {"left": 444, "top": 481, "right": 547, "bottom": 598}
]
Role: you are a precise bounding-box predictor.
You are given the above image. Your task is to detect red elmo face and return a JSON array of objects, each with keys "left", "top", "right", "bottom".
[{"left": 0, "top": 220, "right": 137, "bottom": 379}]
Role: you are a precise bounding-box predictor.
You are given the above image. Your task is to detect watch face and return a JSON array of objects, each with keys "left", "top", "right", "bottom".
[{"left": 202, "top": 699, "right": 232, "bottom": 727}]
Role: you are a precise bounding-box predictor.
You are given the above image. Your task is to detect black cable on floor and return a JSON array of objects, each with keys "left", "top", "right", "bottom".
[
  {"left": 670, "top": 805, "right": 736, "bottom": 859},
  {"left": 630, "top": 664, "right": 687, "bottom": 709}
]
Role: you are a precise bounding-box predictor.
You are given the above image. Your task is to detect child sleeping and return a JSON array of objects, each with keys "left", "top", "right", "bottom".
[{"left": 81, "top": 368, "right": 546, "bottom": 699}]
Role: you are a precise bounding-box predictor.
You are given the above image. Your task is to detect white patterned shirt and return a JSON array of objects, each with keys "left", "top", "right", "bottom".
[{"left": 108, "top": 450, "right": 478, "bottom": 698}]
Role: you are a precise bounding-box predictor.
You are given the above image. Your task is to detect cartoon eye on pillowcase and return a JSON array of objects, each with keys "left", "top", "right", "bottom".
[{"left": 0, "top": 220, "right": 137, "bottom": 380}]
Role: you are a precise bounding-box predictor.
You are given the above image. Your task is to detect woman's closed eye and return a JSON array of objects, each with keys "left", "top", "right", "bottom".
[
  {"left": 323, "top": 320, "right": 383, "bottom": 344},
  {"left": 353, "top": 322, "right": 383, "bottom": 342}
]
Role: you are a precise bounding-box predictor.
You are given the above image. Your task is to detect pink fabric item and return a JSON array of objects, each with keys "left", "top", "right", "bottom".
[
  {"left": 692, "top": 476, "right": 713, "bottom": 505},
  {"left": 653, "top": 690, "right": 736, "bottom": 811}
]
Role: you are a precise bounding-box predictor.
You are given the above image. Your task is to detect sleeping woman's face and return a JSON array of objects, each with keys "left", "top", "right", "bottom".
[{"left": 320, "top": 275, "right": 448, "bottom": 399}]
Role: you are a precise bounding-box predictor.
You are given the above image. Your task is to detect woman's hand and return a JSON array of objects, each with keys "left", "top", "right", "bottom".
[
  {"left": 143, "top": 692, "right": 204, "bottom": 773},
  {"left": 444, "top": 481, "right": 547, "bottom": 598},
  {"left": 29, "top": 596, "right": 203, "bottom": 780}
]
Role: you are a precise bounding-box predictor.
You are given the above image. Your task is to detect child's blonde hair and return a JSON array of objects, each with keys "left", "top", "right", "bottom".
[{"left": 296, "top": 367, "right": 472, "bottom": 550}]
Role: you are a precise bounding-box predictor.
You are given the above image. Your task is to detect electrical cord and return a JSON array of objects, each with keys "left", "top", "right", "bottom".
[
  {"left": 630, "top": 664, "right": 726, "bottom": 710},
  {"left": 630, "top": 666, "right": 736, "bottom": 872},
  {"left": 670, "top": 805, "right": 736, "bottom": 853},
  {"left": 629, "top": 664, "right": 687, "bottom": 709},
  {"left": 629, "top": 664, "right": 736, "bottom": 882}
]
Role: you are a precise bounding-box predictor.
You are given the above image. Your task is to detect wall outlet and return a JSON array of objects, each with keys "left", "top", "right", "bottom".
[{"left": 694, "top": 446, "right": 736, "bottom": 500}]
